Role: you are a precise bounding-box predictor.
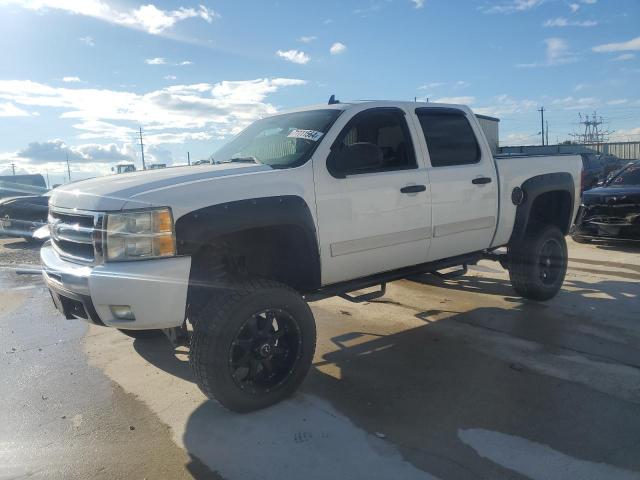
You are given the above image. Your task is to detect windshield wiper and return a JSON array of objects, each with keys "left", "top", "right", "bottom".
[{"left": 227, "top": 156, "right": 260, "bottom": 164}]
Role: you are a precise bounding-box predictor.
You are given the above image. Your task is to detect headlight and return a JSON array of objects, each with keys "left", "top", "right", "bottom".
[{"left": 105, "top": 208, "right": 176, "bottom": 261}]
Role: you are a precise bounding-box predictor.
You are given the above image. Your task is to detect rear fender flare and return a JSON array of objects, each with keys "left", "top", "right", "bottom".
[{"left": 509, "top": 172, "right": 575, "bottom": 243}]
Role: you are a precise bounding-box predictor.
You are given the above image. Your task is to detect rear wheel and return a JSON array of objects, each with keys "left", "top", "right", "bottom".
[
  {"left": 508, "top": 224, "right": 568, "bottom": 301},
  {"left": 189, "top": 279, "right": 316, "bottom": 412}
]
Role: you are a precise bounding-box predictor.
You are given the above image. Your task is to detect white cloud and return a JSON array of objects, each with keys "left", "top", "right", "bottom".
[
  {"left": 145, "top": 57, "right": 167, "bottom": 65},
  {"left": 179, "top": 60, "right": 193, "bottom": 66},
  {"left": 474, "top": 94, "right": 537, "bottom": 117},
  {"left": 412, "top": 0, "right": 425, "bottom": 9},
  {"left": 606, "top": 99, "right": 628, "bottom": 105},
  {"left": 2, "top": 1, "right": 219, "bottom": 35},
  {"left": 79, "top": 36, "right": 95, "bottom": 46},
  {"left": 613, "top": 53, "right": 636, "bottom": 61},
  {"left": 610, "top": 127, "right": 640, "bottom": 142},
  {"left": 62, "top": 76, "right": 82, "bottom": 83},
  {"left": 15, "top": 139, "right": 133, "bottom": 164},
  {"left": 543, "top": 17, "right": 597, "bottom": 27},
  {"left": 298, "top": 36, "right": 317, "bottom": 43},
  {"left": 329, "top": 42, "right": 347, "bottom": 55},
  {"left": 0, "top": 101, "right": 31, "bottom": 117},
  {"left": 276, "top": 49, "right": 310, "bottom": 64},
  {"left": 418, "top": 82, "right": 445, "bottom": 90},
  {"left": 569, "top": 3, "right": 580, "bottom": 12},
  {"left": 482, "top": 0, "right": 545, "bottom": 14},
  {"left": 518, "top": 37, "right": 576, "bottom": 67},
  {"left": 432, "top": 96, "right": 475, "bottom": 105},
  {"left": 0, "top": 78, "right": 307, "bottom": 140},
  {"left": 593, "top": 36, "right": 640, "bottom": 53},
  {"left": 164, "top": 75, "right": 177, "bottom": 81},
  {"left": 551, "top": 96, "right": 599, "bottom": 110}
]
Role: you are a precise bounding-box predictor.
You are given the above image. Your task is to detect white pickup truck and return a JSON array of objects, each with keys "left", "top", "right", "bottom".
[{"left": 42, "top": 100, "right": 582, "bottom": 412}]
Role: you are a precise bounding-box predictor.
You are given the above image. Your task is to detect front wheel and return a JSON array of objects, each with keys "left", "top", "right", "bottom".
[
  {"left": 189, "top": 279, "right": 316, "bottom": 412},
  {"left": 508, "top": 224, "right": 568, "bottom": 301}
]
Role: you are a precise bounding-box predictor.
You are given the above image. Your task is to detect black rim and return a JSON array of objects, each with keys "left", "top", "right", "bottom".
[
  {"left": 228, "top": 308, "right": 302, "bottom": 394},
  {"left": 538, "top": 238, "right": 563, "bottom": 285}
]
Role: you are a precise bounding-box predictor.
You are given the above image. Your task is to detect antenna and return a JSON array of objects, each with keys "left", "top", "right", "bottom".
[{"left": 187, "top": 151, "right": 191, "bottom": 166}]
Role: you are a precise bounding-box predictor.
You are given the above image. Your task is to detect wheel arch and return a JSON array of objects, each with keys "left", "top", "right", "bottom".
[
  {"left": 175, "top": 195, "right": 321, "bottom": 294},
  {"left": 509, "top": 172, "right": 575, "bottom": 243}
]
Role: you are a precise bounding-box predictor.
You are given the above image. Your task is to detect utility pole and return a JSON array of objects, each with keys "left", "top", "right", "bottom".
[
  {"left": 10, "top": 163, "right": 16, "bottom": 175},
  {"left": 46, "top": 169, "right": 50, "bottom": 189},
  {"left": 138, "top": 126, "right": 146, "bottom": 170},
  {"left": 538, "top": 107, "right": 545, "bottom": 146},
  {"left": 66, "top": 153, "right": 71, "bottom": 182},
  {"left": 187, "top": 151, "right": 191, "bottom": 166},
  {"left": 546, "top": 120, "right": 549, "bottom": 146}
]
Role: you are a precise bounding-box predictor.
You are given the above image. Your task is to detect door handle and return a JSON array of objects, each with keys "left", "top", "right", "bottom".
[
  {"left": 472, "top": 177, "right": 492, "bottom": 185},
  {"left": 400, "top": 185, "right": 426, "bottom": 194}
]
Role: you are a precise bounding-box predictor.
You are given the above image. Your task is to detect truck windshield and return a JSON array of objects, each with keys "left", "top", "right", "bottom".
[
  {"left": 213, "top": 109, "right": 342, "bottom": 168},
  {"left": 608, "top": 163, "right": 640, "bottom": 186}
]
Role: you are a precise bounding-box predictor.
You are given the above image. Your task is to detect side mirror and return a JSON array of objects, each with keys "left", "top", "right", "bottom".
[{"left": 328, "top": 142, "right": 383, "bottom": 178}]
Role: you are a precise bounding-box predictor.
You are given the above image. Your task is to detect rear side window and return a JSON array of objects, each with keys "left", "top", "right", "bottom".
[{"left": 415, "top": 109, "right": 481, "bottom": 167}]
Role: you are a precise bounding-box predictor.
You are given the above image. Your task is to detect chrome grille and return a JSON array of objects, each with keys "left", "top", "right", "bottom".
[{"left": 49, "top": 208, "right": 103, "bottom": 264}]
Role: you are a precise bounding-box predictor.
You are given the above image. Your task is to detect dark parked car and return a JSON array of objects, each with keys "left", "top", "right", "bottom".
[
  {"left": 572, "top": 161, "right": 640, "bottom": 242},
  {"left": 0, "top": 193, "right": 50, "bottom": 241},
  {"left": 0, "top": 174, "right": 47, "bottom": 200},
  {"left": 579, "top": 153, "right": 605, "bottom": 192}
]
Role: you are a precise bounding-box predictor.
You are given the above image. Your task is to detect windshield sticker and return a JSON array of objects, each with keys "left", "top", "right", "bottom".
[{"left": 287, "top": 129, "right": 324, "bottom": 141}]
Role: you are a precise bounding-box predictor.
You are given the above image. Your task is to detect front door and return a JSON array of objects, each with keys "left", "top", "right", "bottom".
[{"left": 313, "top": 106, "right": 432, "bottom": 286}]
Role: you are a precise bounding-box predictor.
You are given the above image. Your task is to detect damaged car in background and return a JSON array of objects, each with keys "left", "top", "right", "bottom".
[
  {"left": 0, "top": 192, "right": 50, "bottom": 241},
  {"left": 572, "top": 160, "right": 640, "bottom": 242}
]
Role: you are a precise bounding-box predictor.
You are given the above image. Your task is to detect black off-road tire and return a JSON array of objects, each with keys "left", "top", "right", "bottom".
[
  {"left": 189, "top": 279, "right": 316, "bottom": 413},
  {"left": 508, "top": 224, "right": 568, "bottom": 301},
  {"left": 117, "top": 329, "right": 163, "bottom": 339}
]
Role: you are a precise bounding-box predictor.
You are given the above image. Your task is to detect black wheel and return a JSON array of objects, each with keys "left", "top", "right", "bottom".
[
  {"left": 117, "top": 329, "right": 163, "bottom": 339},
  {"left": 189, "top": 279, "right": 316, "bottom": 413},
  {"left": 571, "top": 235, "right": 591, "bottom": 244},
  {"left": 508, "top": 224, "right": 568, "bottom": 301}
]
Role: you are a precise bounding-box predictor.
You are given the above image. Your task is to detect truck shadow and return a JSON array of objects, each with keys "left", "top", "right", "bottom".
[{"left": 129, "top": 273, "right": 640, "bottom": 479}]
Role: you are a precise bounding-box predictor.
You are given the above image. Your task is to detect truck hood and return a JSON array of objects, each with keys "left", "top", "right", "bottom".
[{"left": 49, "top": 163, "right": 271, "bottom": 211}]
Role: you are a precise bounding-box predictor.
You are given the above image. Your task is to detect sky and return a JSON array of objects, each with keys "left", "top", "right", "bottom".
[{"left": 0, "top": 0, "right": 639, "bottom": 185}]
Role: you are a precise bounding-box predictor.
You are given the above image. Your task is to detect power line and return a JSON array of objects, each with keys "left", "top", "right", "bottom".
[{"left": 569, "top": 112, "right": 613, "bottom": 144}]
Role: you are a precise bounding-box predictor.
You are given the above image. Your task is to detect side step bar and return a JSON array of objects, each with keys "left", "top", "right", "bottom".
[
  {"left": 432, "top": 265, "right": 468, "bottom": 280},
  {"left": 305, "top": 251, "right": 483, "bottom": 303},
  {"left": 339, "top": 283, "right": 387, "bottom": 303}
]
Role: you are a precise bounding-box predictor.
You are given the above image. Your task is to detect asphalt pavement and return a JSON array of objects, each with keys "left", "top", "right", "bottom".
[{"left": 1, "top": 236, "right": 639, "bottom": 479}]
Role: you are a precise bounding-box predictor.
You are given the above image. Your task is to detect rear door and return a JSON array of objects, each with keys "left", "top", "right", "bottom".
[
  {"left": 412, "top": 107, "right": 498, "bottom": 261},
  {"left": 312, "top": 106, "right": 431, "bottom": 286}
]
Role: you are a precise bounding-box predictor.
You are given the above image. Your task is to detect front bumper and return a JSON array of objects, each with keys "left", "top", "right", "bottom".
[
  {"left": 571, "top": 205, "right": 640, "bottom": 241},
  {"left": 41, "top": 242, "right": 192, "bottom": 329}
]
